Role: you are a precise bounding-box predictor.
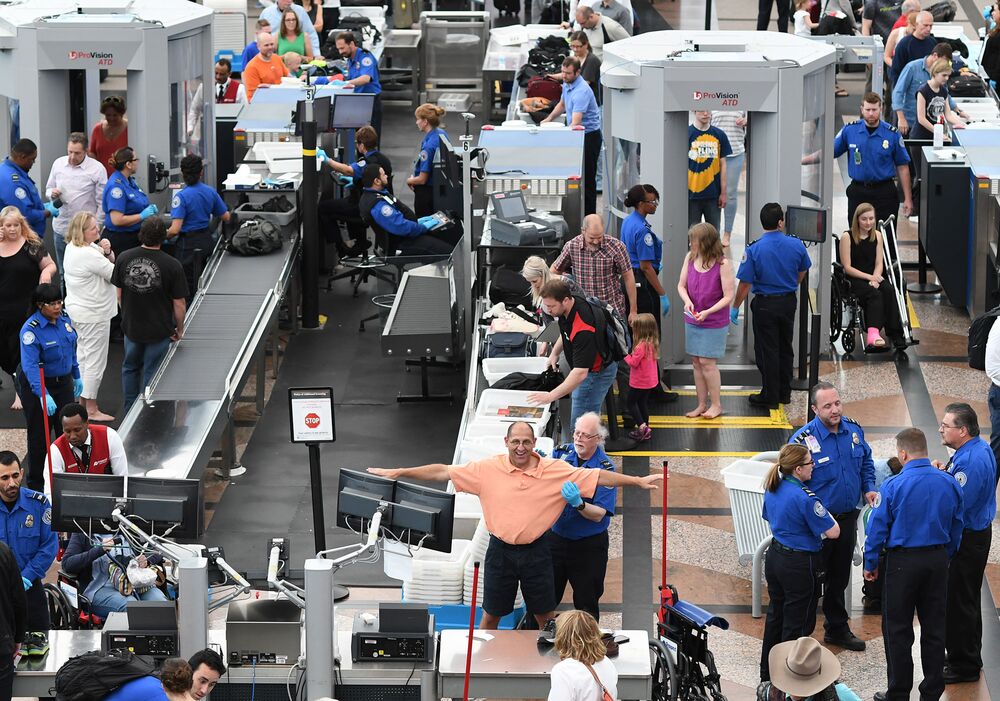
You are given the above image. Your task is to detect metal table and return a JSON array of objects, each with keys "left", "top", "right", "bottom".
[
  {"left": 13, "top": 629, "right": 101, "bottom": 698},
  {"left": 437, "top": 629, "right": 652, "bottom": 699},
  {"left": 481, "top": 25, "right": 564, "bottom": 120},
  {"left": 382, "top": 29, "right": 422, "bottom": 107}
]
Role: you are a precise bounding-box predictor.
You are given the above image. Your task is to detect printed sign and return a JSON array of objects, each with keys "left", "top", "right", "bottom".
[{"left": 288, "top": 387, "right": 335, "bottom": 443}]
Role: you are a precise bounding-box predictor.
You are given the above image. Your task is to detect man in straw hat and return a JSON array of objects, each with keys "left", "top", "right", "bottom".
[{"left": 762, "top": 637, "right": 858, "bottom": 701}]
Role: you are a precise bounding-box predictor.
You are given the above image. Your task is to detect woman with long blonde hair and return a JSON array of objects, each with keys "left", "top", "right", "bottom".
[
  {"left": 63, "top": 212, "right": 117, "bottom": 421},
  {"left": 0, "top": 206, "right": 55, "bottom": 409},
  {"left": 405, "top": 103, "right": 449, "bottom": 216},
  {"left": 548, "top": 610, "right": 618, "bottom": 701},
  {"left": 758, "top": 444, "right": 840, "bottom": 684}
]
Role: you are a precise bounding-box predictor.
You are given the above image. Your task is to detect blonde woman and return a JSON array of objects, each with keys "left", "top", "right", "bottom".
[
  {"left": 0, "top": 206, "right": 55, "bottom": 409},
  {"left": 63, "top": 212, "right": 117, "bottom": 421},
  {"left": 548, "top": 610, "right": 618, "bottom": 701},
  {"left": 521, "top": 255, "right": 584, "bottom": 319},
  {"left": 406, "top": 103, "right": 449, "bottom": 216}
]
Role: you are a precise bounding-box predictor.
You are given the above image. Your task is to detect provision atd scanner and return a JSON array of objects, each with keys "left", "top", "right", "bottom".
[{"left": 0, "top": 0, "right": 214, "bottom": 209}]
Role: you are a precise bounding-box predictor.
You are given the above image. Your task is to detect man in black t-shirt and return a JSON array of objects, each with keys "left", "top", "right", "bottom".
[
  {"left": 527, "top": 279, "right": 618, "bottom": 441},
  {"left": 111, "top": 217, "right": 188, "bottom": 413}
]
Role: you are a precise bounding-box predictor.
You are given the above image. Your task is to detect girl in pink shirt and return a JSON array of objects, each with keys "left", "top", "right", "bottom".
[{"left": 624, "top": 313, "right": 659, "bottom": 441}]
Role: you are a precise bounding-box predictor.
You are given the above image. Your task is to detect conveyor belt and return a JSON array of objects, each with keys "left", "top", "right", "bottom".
[{"left": 386, "top": 276, "right": 451, "bottom": 336}]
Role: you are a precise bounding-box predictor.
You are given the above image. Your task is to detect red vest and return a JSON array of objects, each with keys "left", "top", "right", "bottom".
[
  {"left": 217, "top": 79, "right": 242, "bottom": 104},
  {"left": 54, "top": 425, "right": 112, "bottom": 475}
]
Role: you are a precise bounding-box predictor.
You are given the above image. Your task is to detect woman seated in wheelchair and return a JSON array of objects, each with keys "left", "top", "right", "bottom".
[
  {"left": 838, "top": 203, "right": 906, "bottom": 351},
  {"left": 62, "top": 533, "right": 172, "bottom": 618}
]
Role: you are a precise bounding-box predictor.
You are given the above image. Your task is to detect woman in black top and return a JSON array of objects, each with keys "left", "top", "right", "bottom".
[
  {"left": 910, "top": 58, "right": 965, "bottom": 139},
  {"left": 838, "top": 202, "right": 905, "bottom": 350},
  {"left": 548, "top": 33, "right": 602, "bottom": 102}
]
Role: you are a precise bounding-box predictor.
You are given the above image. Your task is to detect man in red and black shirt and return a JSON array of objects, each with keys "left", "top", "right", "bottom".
[
  {"left": 527, "top": 279, "right": 618, "bottom": 439},
  {"left": 44, "top": 403, "right": 128, "bottom": 496}
]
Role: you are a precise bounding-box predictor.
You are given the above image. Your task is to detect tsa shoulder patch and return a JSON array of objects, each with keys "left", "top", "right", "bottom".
[
  {"left": 643, "top": 232, "right": 653, "bottom": 246},
  {"left": 813, "top": 501, "right": 827, "bottom": 518},
  {"left": 362, "top": 56, "right": 373, "bottom": 67},
  {"left": 110, "top": 187, "right": 124, "bottom": 200},
  {"left": 955, "top": 471, "right": 967, "bottom": 487},
  {"left": 43, "top": 507, "right": 51, "bottom": 525},
  {"left": 380, "top": 204, "right": 393, "bottom": 217},
  {"left": 419, "top": 150, "right": 428, "bottom": 162},
  {"left": 21, "top": 331, "right": 35, "bottom": 345},
  {"left": 14, "top": 186, "right": 26, "bottom": 200},
  {"left": 172, "top": 195, "right": 181, "bottom": 209}
]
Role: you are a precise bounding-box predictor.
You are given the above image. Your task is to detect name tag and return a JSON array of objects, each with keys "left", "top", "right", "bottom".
[{"left": 818, "top": 456, "right": 830, "bottom": 464}]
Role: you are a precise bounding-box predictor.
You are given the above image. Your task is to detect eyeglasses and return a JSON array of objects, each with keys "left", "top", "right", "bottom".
[
  {"left": 797, "top": 461, "right": 815, "bottom": 468},
  {"left": 507, "top": 439, "right": 535, "bottom": 447},
  {"left": 42, "top": 300, "right": 64, "bottom": 307},
  {"left": 128, "top": 158, "right": 139, "bottom": 164},
  {"left": 939, "top": 422, "right": 960, "bottom": 429},
  {"left": 645, "top": 199, "right": 659, "bottom": 205},
  {"left": 573, "top": 430, "right": 600, "bottom": 440},
  {"left": 570, "top": 43, "right": 584, "bottom": 49}
]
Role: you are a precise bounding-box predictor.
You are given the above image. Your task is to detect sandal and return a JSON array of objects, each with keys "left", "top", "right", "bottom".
[{"left": 835, "top": 86, "right": 849, "bottom": 97}]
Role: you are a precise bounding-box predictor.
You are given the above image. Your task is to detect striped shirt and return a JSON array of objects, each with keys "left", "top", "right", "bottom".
[{"left": 710, "top": 111, "right": 746, "bottom": 157}]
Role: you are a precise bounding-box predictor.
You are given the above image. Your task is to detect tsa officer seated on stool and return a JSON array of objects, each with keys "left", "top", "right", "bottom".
[
  {"left": 731, "top": 203, "right": 811, "bottom": 410},
  {"left": 0, "top": 451, "right": 57, "bottom": 658},
  {"left": 621, "top": 184, "right": 668, "bottom": 319},
  {"left": 932, "top": 403, "right": 997, "bottom": 685},
  {"left": 103, "top": 147, "right": 157, "bottom": 257},
  {"left": 833, "top": 92, "right": 913, "bottom": 228},
  {"left": 358, "top": 163, "right": 455, "bottom": 257},
  {"left": 790, "top": 382, "right": 875, "bottom": 652},
  {"left": 865, "top": 428, "right": 963, "bottom": 701},
  {"left": 547, "top": 412, "right": 618, "bottom": 621},
  {"left": 335, "top": 32, "right": 382, "bottom": 139},
  {"left": 0, "top": 139, "right": 56, "bottom": 239},
  {"left": 167, "top": 154, "right": 230, "bottom": 299},
  {"left": 15, "top": 283, "right": 81, "bottom": 493},
  {"left": 405, "top": 104, "right": 449, "bottom": 218},
  {"left": 759, "top": 443, "right": 840, "bottom": 684}
]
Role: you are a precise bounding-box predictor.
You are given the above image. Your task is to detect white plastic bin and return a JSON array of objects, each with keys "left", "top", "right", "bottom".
[
  {"left": 462, "top": 419, "right": 545, "bottom": 439},
  {"left": 720, "top": 459, "right": 773, "bottom": 565},
  {"left": 481, "top": 357, "right": 550, "bottom": 386},
  {"left": 459, "top": 435, "right": 555, "bottom": 463},
  {"left": 235, "top": 202, "right": 297, "bottom": 229},
  {"left": 475, "top": 389, "right": 551, "bottom": 425}
]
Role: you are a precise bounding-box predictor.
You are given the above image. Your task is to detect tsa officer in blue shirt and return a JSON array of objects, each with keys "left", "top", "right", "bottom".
[
  {"left": 542, "top": 57, "right": 602, "bottom": 217},
  {"left": 759, "top": 443, "right": 840, "bottom": 683},
  {"left": 621, "top": 184, "right": 668, "bottom": 321},
  {"left": 790, "top": 382, "right": 875, "bottom": 652},
  {"left": 167, "top": 155, "right": 230, "bottom": 300},
  {"left": 358, "top": 164, "right": 454, "bottom": 257},
  {"left": 405, "top": 104, "right": 450, "bottom": 218},
  {"left": 933, "top": 403, "right": 997, "bottom": 684},
  {"left": 335, "top": 32, "right": 383, "bottom": 140},
  {"left": 865, "top": 428, "right": 963, "bottom": 701},
  {"left": 102, "top": 147, "right": 158, "bottom": 257},
  {"left": 0, "top": 451, "right": 58, "bottom": 656},
  {"left": 15, "top": 283, "right": 81, "bottom": 493},
  {"left": 731, "top": 203, "right": 811, "bottom": 409},
  {"left": 0, "top": 139, "right": 56, "bottom": 237},
  {"left": 833, "top": 92, "right": 913, "bottom": 229},
  {"left": 546, "top": 412, "right": 618, "bottom": 621}
]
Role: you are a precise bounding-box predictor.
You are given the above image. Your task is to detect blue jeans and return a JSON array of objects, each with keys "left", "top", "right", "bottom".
[
  {"left": 88, "top": 583, "right": 168, "bottom": 619},
  {"left": 569, "top": 361, "right": 618, "bottom": 439},
  {"left": 122, "top": 336, "right": 171, "bottom": 412},
  {"left": 989, "top": 384, "right": 1000, "bottom": 477},
  {"left": 722, "top": 152, "right": 744, "bottom": 235}
]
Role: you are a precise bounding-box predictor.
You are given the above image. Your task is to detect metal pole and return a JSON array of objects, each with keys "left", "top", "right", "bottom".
[
  {"left": 460, "top": 115, "right": 475, "bottom": 362},
  {"left": 308, "top": 443, "right": 327, "bottom": 553},
  {"left": 807, "top": 313, "right": 821, "bottom": 422},
  {"left": 304, "top": 558, "right": 335, "bottom": 700},
  {"left": 301, "top": 97, "right": 320, "bottom": 329},
  {"left": 704, "top": 0, "right": 712, "bottom": 30},
  {"left": 177, "top": 558, "right": 209, "bottom": 657},
  {"left": 790, "top": 276, "right": 809, "bottom": 391},
  {"left": 463, "top": 561, "right": 480, "bottom": 701},
  {"left": 907, "top": 240, "right": 941, "bottom": 294}
]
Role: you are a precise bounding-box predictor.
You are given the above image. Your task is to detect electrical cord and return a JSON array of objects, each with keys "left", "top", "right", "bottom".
[
  {"left": 285, "top": 662, "right": 301, "bottom": 701},
  {"left": 250, "top": 660, "right": 257, "bottom": 701}
]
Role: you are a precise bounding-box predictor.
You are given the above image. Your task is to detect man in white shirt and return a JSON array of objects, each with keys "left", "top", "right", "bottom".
[
  {"left": 565, "top": 0, "right": 634, "bottom": 34},
  {"left": 44, "top": 403, "right": 128, "bottom": 497},
  {"left": 45, "top": 133, "right": 107, "bottom": 276},
  {"left": 983, "top": 318, "right": 1000, "bottom": 472},
  {"left": 260, "top": 0, "right": 320, "bottom": 56},
  {"left": 569, "top": 7, "right": 629, "bottom": 61}
]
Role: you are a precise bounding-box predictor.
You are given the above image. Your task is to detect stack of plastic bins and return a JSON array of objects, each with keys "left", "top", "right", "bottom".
[
  {"left": 402, "top": 539, "right": 472, "bottom": 604},
  {"left": 474, "top": 389, "right": 552, "bottom": 433},
  {"left": 719, "top": 458, "right": 774, "bottom": 618},
  {"left": 481, "top": 357, "right": 551, "bottom": 386},
  {"left": 463, "top": 519, "right": 524, "bottom": 609}
]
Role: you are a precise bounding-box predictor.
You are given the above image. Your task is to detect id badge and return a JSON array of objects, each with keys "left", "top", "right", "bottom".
[
  {"left": 805, "top": 435, "right": 821, "bottom": 453},
  {"left": 854, "top": 149, "right": 862, "bottom": 166}
]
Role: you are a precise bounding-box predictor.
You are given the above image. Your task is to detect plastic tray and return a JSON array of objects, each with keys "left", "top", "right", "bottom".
[
  {"left": 461, "top": 419, "right": 546, "bottom": 439},
  {"left": 481, "top": 357, "right": 550, "bottom": 386},
  {"left": 719, "top": 459, "right": 772, "bottom": 493},
  {"left": 235, "top": 202, "right": 298, "bottom": 228},
  {"left": 475, "top": 389, "right": 551, "bottom": 425}
]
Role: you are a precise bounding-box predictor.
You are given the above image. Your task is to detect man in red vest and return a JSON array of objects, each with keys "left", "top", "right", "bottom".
[
  {"left": 214, "top": 58, "right": 247, "bottom": 105},
  {"left": 43, "top": 403, "right": 128, "bottom": 496}
]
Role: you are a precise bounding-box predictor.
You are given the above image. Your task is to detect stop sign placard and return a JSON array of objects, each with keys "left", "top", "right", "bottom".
[
  {"left": 289, "top": 387, "right": 335, "bottom": 443},
  {"left": 305, "top": 412, "right": 321, "bottom": 429}
]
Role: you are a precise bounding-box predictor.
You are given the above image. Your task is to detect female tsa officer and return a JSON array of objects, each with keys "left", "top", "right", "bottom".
[
  {"left": 405, "top": 103, "right": 449, "bottom": 217},
  {"left": 102, "top": 147, "right": 158, "bottom": 256},
  {"left": 621, "top": 183, "right": 668, "bottom": 319},
  {"left": 759, "top": 443, "right": 840, "bottom": 684},
  {"left": 15, "top": 282, "right": 81, "bottom": 492}
]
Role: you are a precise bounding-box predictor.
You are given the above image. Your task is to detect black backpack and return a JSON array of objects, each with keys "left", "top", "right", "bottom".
[
  {"left": 947, "top": 72, "right": 986, "bottom": 98},
  {"left": 228, "top": 218, "right": 283, "bottom": 256},
  {"left": 492, "top": 368, "right": 565, "bottom": 391},
  {"left": 489, "top": 268, "right": 534, "bottom": 309},
  {"left": 584, "top": 296, "right": 632, "bottom": 363},
  {"left": 968, "top": 304, "right": 1000, "bottom": 370},
  {"left": 54, "top": 650, "right": 156, "bottom": 701}
]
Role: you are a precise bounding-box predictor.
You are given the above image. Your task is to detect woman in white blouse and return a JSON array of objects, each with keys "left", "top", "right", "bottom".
[
  {"left": 548, "top": 610, "right": 618, "bottom": 701},
  {"left": 63, "top": 212, "right": 117, "bottom": 421}
]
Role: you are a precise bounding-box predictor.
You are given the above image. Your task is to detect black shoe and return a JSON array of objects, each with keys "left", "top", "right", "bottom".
[
  {"left": 748, "top": 393, "right": 779, "bottom": 409},
  {"left": 779, "top": 394, "right": 792, "bottom": 405},
  {"left": 874, "top": 692, "right": 887, "bottom": 701},
  {"left": 537, "top": 618, "right": 557, "bottom": 645},
  {"left": 824, "top": 631, "right": 865, "bottom": 651},
  {"left": 653, "top": 390, "right": 679, "bottom": 403},
  {"left": 861, "top": 596, "right": 882, "bottom": 615},
  {"left": 942, "top": 668, "right": 980, "bottom": 684}
]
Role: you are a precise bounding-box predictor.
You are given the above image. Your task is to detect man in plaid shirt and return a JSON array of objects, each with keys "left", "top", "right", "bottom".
[{"left": 550, "top": 214, "right": 638, "bottom": 323}]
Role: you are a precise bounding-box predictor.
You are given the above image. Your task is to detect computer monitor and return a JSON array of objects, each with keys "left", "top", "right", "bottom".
[
  {"left": 126, "top": 477, "right": 203, "bottom": 540},
  {"left": 785, "top": 205, "right": 827, "bottom": 244},
  {"left": 51, "top": 473, "right": 126, "bottom": 533},
  {"left": 294, "top": 96, "right": 332, "bottom": 135},
  {"left": 490, "top": 191, "right": 529, "bottom": 223},
  {"left": 331, "top": 93, "right": 375, "bottom": 129},
  {"left": 336, "top": 469, "right": 395, "bottom": 531},
  {"left": 390, "top": 481, "right": 455, "bottom": 553}
]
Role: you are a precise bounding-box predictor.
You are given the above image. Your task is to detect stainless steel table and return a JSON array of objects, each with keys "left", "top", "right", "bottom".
[
  {"left": 382, "top": 30, "right": 422, "bottom": 107},
  {"left": 481, "top": 25, "right": 564, "bottom": 120},
  {"left": 13, "top": 629, "right": 101, "bottom": 698},
  {"left": 438, "top": 629, "right": 652, "bottom": 699}
]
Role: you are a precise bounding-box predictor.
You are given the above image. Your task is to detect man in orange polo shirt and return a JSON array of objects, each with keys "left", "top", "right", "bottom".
[
  {"left": 369, "top": 421, "right": 661, "bottom": 629},
  {"left": 243, "top": 33, "right": 289, "bottom": 102}
]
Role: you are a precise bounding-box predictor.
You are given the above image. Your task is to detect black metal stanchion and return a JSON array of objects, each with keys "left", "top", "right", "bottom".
[
  {"left": 704, "top": 0, "right": 712, "bottom": 29},
  {"left": 806, "top": 313, "right": 821, "bottom": 421},
  {"left": 790, "top": 276, "right": 810, "bottom": 391},
  {"left": 906, "top": 240, "right": 941, "bottom": 294},
  {"left": 301, "top": 88, "right": 320, "bottom": 329}
]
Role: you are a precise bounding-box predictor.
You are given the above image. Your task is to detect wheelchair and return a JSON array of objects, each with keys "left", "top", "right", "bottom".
[
  {"left": 650, "top": 585, "right": 728, "bottom": 701},
  {"left": 44, "top": 568, "right": 102, "bottom": 630}
]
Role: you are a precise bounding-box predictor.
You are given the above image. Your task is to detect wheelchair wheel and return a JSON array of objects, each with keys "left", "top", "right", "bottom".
[
  {"left": 829, "top": 281, "right": 843, "bottom": 345},
  {"left": 45, "top": 582, "right": 75, "bottom": 630},
  {"left": 650, "top": 639, "right": 679, "bottom": 701}
]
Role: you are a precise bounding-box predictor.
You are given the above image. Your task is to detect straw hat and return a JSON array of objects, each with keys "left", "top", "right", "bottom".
[{"left": 768, "top": 637, "right": 840, "bottom": 698}]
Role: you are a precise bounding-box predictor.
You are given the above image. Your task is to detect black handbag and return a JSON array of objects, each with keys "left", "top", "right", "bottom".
[{"left": 486, "top": 332, "right": 529, "bottom": 358}]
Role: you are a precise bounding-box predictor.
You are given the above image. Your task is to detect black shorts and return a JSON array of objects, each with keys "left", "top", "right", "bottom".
[{"left": 483, "top": 535, "right": 556, "bottom": 617}]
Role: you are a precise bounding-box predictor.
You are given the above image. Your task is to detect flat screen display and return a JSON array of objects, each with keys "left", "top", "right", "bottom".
[
  {"left": 785, "top": 205, "right": 827, "bottom": 244},
  {"left": 331, "top": 93, "right": 375, "bottom": 129},
  {"left": 491, "top": 191, "right": 528, "bottom": 222}
]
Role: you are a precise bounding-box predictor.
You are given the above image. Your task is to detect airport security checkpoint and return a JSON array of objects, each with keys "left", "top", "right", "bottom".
[{"left": 0, "top": 0, "right": 998, "bottom": 699}]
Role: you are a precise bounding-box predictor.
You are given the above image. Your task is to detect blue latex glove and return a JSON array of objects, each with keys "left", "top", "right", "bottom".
[
  {"left": 418, "top": 215, "right": 442, "bottom": 230},
  {"left": 21, "top": 576, "right": 31, "bottom": 590},
  {"left": 139, "top": 204, "right": 158, "bottom": 221},
  {"left": 730, "top": 307, "right": 740, "bottom": 325},
  {"left": 316, "top": 148, "right": 328, "bottom": 162},
  {"left": 336, "top": 174, "right": 353, "bottom": 186},
  {"left": 45, "top": 394, "right": 57, "bottom": 415},
  {"left": 659, "top": 294, "right": 670, "bottom": 316},
  {"left": 331, "top": 79, "right": 347, "bottom": 87},
  {"left": 561, "top": 481, "right": 583, "bottom": 508},
  {"left": 74, "top": 378, "right": 84, "bottom": 397},
  {"left": 44, "top": 202, "right": 59, "bottom": 218}
]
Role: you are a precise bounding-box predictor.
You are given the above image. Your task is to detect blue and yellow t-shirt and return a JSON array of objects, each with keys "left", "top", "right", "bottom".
[{"left": 688, "top": 125, "right": 732, "bottom": 201}]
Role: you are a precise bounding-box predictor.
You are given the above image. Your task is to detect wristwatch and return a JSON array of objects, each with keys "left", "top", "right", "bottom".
[{"left": 574, "top": 502, "right": 586, "bottom": 511}]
